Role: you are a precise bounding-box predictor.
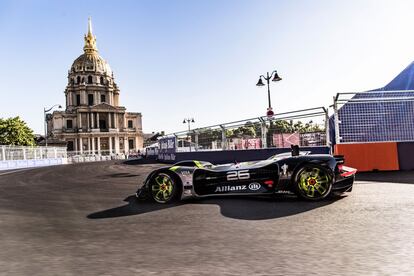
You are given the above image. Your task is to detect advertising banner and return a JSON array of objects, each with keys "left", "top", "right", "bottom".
[
  {"left": 158, "top": 137, "right": 176, "bottom": 161},
  {"left": 273, "top": 132, "right": 326, "bottom": 148},
  {"left": 273, "top": 133, "right": 300, "bottom": 148}
]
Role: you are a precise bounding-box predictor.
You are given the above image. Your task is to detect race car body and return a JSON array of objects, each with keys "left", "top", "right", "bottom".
[{"left": 135, "top": 149, "right": 356, "bottom": 203}]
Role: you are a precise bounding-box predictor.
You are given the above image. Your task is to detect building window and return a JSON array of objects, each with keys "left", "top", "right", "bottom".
[
  {"left": 128, "top": 120, "right": 133, "bottom": 128},
  {"left": 100, "top": 76, "right": 104, "bottom": 84},
  {"left": 76, "top": 94, "right": 81, "bottom": 106},
  {"left": 67, "top": 141, "right": 74, "bottom": 151},
  {"left": 88, "top": 94, "right": 94, "bottom": 106},
  {"left": 101, "top": 94, "right": 106, "bottom": 103},
  {"left": 88, "top": 75, "right": 93, "bottom": 84},
  {"left": 129, "top": 139, "right": 134, "bottom": 150},
  {"left": 67, "top": 120, "right": 73, "bottom": 129},
  {"left": 77, "top": 76, "right": 80, "bottom": 84},
  {"left": 99, "top": 119, "right": 106, "bottom": 129}
]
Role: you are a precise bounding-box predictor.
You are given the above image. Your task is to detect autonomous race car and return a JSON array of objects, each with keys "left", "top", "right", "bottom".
[{"left": 135, "top": 147, "right": 356, "bottom": 203}]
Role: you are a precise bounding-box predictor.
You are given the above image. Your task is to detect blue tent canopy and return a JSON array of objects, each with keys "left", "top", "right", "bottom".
[{"left": 381, "top": 61, "right": 414, "bottom": 91}]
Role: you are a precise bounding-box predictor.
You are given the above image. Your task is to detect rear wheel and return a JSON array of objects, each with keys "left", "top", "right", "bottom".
[
  {"left": 294, "top": 164, "right": 333, "bottom": 201},
  {"left": 149, "top": 172, "right": 180, "bottom": 204}
]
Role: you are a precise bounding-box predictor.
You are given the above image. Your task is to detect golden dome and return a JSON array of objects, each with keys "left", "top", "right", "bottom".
[
  {"left": 70, "top": 53, "right": 112, "bottom": 75},
  {"left": 69, "top": 18, "right": 112, "bottom": 76}
]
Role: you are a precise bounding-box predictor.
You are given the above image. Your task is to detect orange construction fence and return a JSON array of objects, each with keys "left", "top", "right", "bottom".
[{"left": 334, "top": 142, "right": 399, "bottom": 172}]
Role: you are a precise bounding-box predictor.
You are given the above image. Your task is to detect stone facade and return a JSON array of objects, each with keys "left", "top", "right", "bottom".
[{"left": 47, "top": 18, "right": 143, "bottom": 154}]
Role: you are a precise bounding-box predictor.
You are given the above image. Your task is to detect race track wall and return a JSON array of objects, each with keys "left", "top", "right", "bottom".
[
  {"left": 335, "top": 142, "right": 414, "bottom": 171},
  {"left": 159, "top": 147, "right": 330, "bottom": 164},
  {"left": 0, "top": 158, "right": 68, "bottom": 171},
  {"left": 397, "top": 142, "right": 414, "bottom": 171}
]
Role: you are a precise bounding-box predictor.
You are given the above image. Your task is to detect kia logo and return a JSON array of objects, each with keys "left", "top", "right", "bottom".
[{"left": 248, "top": 183, "right": 261, "bottom": 191}]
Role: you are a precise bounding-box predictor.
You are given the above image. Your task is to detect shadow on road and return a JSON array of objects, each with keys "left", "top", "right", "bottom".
[
  {"left": 356, "top": 171, "right": 414, "bottom": 184},
  {"left": 105, "top": 173, "right": 141, "bottom": 178},
  {"left": 123, "top": 158, "right": 160, "bottom": 165},
  {"left": 87, "top": 195, "right": 345, "bottom": 221}
]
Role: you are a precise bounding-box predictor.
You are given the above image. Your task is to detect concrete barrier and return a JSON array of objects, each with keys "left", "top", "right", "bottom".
[
  {"left": 397, "top": 142, "right": 414, "bottom": 171},
  {"left": 334, "top": 142, "right": 399, "bottom": 172},
  {"left": 0, "top": 158, "right": 68, "bottom": 171}
]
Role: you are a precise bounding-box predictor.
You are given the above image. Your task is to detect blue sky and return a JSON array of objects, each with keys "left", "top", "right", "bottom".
[{"left": 1, "top": 0, "right": 414, "bottom": 134}]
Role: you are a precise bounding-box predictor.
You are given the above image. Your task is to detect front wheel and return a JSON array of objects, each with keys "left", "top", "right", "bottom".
[
  {"left": 294, "top": 164, "right": 333, "bottom": 201},
  {"left": 149, "top": 172, "right": 180, "bottom": 204}
]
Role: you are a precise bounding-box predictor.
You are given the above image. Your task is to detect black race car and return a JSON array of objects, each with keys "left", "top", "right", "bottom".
[{"left": 136, "top": 146, "right": 356, "bottom": 203}]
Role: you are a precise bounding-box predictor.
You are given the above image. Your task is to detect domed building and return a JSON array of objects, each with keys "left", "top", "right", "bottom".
[{"left": 47, "top": 18, "right": 143, "bottom": 154}]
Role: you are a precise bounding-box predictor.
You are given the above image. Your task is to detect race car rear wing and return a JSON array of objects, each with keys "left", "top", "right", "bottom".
[
  {"left": 334, "top": 155, "right": 357, "bottom": 177},
  {"left": 334, "top": 155, "right": 345, "bottom": 164}
]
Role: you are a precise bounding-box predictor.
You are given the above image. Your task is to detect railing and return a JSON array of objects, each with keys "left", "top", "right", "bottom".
[
  {"left": 160, "top": 107, "right": 329, "bottom": 153},
  {"left": 0, "top": 145, "right": 68, "bottom": 171},
  {"left": 0, "top": 145, "right": 136, "bottom": 170},
  {"left": 0, "top": 145, "right": 67, "bottom": 161},
  {"left": 66, "top": 149, "right": 139, "bottom": 163}
]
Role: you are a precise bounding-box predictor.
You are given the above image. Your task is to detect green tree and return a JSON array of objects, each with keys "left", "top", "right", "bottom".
[
  {"left": 0, "top": 117, "right": 36, "bottom": 146},
  {"left": 269, "top": 119, "right": 324, "bottom": 133},
  {"left": 227, "top": 122, "right": 257, "bottom": 138},
  {"left": 194, "top": 128, "right": 223, "bottom": 148}
]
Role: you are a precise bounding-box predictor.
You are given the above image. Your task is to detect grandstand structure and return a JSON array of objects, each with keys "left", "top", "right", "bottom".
[
  {"left": 332, "top": 61, "right": 414, "bottom": 145},
  {"left": 332, "top": 61, "right": 414, "bottom": 171}
]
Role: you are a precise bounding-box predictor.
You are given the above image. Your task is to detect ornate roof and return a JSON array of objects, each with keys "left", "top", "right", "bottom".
[
  {"left": 69, "top": 18, "right": 112, "bottom": 76},
  {"left": 71, "top": 54, "right": 112, "bottom": 75}
]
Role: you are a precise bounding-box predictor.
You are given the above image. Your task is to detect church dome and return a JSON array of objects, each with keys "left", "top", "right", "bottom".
[
  {"left": 70, "top": 53, "right": 112, "bottom": 76},
  {"left": 69, "top": 17, "right": 112, "bottom": 76}
]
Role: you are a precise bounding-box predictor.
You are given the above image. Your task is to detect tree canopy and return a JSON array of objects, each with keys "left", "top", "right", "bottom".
[
  {"left": 269, "top": 119, "right": 323, "bottom": 133},
  {"left": 187, "top": 119, "right": 325, "bottom": 147},
  {"left": 0, "top": 117, "right": 36, "bottom": 146},
  {"left": 226, "top": 120, "right": 324, "bottom": 138}
]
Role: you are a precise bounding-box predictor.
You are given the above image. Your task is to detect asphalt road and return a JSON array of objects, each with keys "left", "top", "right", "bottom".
[{"left": 0, "top": 161, "right": 413, "bottom": 276}]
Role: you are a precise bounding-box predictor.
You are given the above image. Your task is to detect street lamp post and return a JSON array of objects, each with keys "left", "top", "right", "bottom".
[
  {"left": 256, "top": 70, "right": 282, "bottom": 117},
  {"left": 44, "top": 104, "right": 62, "bottom": 147},
  {"left": 183, "top": 118, "right": 195, "bottom": 152}
]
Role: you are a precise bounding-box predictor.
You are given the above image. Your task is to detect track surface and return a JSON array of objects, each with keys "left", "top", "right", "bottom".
[{"left": 0, "top": 161, "right": 413, "bottom": 275}]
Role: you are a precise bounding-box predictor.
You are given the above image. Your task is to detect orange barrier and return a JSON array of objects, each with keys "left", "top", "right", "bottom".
[{"left": 334, "top": 142, "right": 399, "bottom": 172}]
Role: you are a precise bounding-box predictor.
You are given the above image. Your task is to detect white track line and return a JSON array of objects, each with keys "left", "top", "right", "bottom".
[{"left": 0, "top": 168, "right": 34, "bottom": 176}]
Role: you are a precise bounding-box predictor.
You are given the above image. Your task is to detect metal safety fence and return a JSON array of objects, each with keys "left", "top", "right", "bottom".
[
  {"left": 163, "top": 107, "right": 329, "bottom": 152},
  {"left": 333, "top": 90, "right": 414, "bottom": 144},
  {"left": 0, "top": 145, "right": 67, "bottom": 161},
  {"left": 0, "top": 146, "right": 133, "bottom": 170},
  {"left": 0, "top": 145, "right": 68, "bottom": 171},
  {"left": 66, "top": 150, "right": 129, "bottom": 163}
]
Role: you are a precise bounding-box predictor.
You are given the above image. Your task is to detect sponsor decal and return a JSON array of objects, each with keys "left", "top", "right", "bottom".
[
  {"left": 180, "top": 170, "right": 191, "bottom": 176},
  {"left": 275, "top": 190, "right": 294, "bottom": 194},
  {"left": 158, "top": 137, "right": 176, "bottom": 161},
  {"left": 281, "top": 164, "right": 289, "bottom": 176},
  {"left": 215, "top": 185, "right": 247, "bottom": 193},
  {"left": 158, "top": 153, "right": 176, "bottom": 161},
  {"left": 248, "top": 182, "right": 261, "bottom": 191},
  {"left": 160, "top": 139, "right": 175, "bottom": 150}
]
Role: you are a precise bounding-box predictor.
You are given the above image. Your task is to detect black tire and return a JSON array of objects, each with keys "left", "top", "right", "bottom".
[
  {"left": 293, "top": 164, "right": 333, "bottom": 201},
  {"left": 149, "top": 172, "right": 181, "bottom": 204}
]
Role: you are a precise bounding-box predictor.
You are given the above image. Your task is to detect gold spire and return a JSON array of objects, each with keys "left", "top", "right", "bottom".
[
  {"left": 83, "top": 17, "right": 98, "bottom": 54},
  {"left": 88, "top": 17, "right": 93, "bottom": 35}
]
